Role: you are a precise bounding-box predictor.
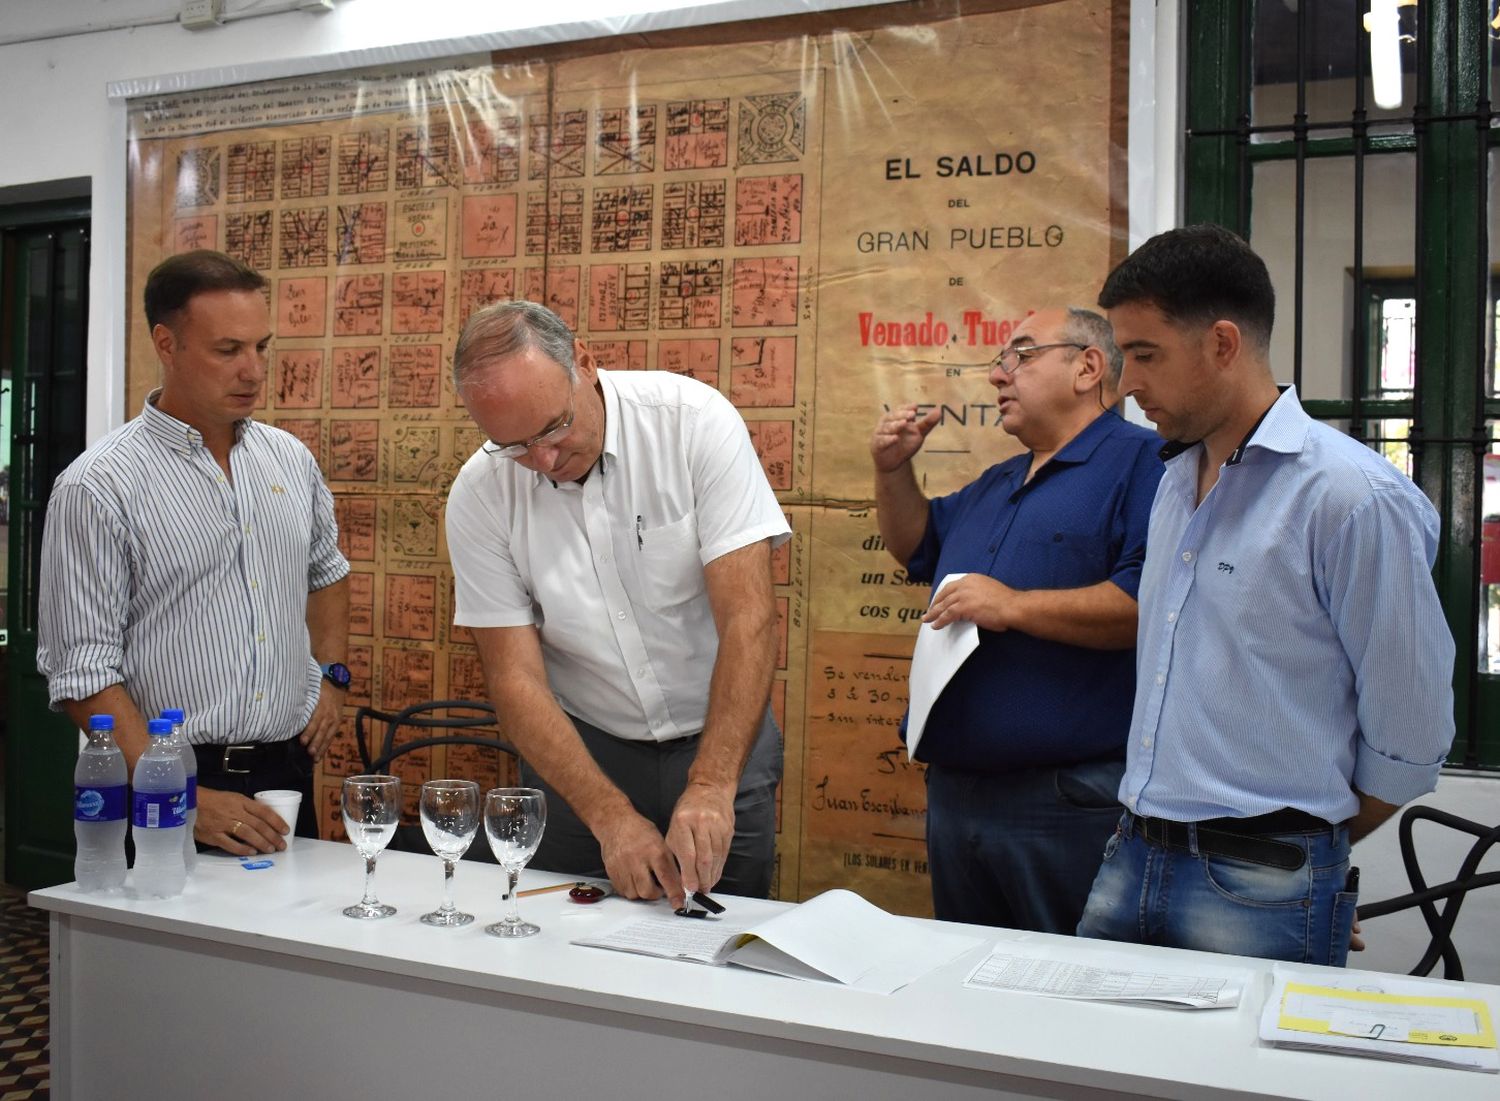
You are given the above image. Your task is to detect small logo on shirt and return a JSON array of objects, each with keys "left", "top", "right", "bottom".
[{"left": 1217, "top": 561, "right": 1235, "bottom": 574}]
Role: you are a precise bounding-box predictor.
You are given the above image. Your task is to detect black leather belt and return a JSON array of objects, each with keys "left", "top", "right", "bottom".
[
  {"left": 1127, "top": 808, "right": 1333, "bottom": 871},
  {"left": 193, "top": 738, "right": 300, "bottom": 777}
]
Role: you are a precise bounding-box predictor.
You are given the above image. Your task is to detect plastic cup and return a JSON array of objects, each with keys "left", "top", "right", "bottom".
[{"left": 254, "top": 789, "right": 303, "bottom": 846}]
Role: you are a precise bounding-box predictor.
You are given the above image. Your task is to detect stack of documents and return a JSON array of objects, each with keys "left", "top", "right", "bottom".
[
  {"left": 1258, "top": 964, "right": 1499, "bottom": 1073},
  {"left": 963, "top": 943, "right": 1246, "bottom": 1009},
  {"left": 573, "top": 888, "right": 983, "bottom": 994}
]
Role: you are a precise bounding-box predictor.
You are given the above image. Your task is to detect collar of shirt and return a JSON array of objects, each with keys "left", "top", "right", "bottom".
[
  {"left": 140, "top": 387, "right": 249, "bottom": 456},
  {"left": 1159, "top": 384, "right": 1309, "bottom": 493},
  {"left": 1007, "top": 409, "right": 1125, "bottom": 500}
]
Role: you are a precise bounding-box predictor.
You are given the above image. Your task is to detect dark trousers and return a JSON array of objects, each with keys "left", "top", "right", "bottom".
[
  {"left": 925, "top": 757, "right": 1125, "bottom": 933},
  {"left": 192, "top": 737, "right": 320, "bottom": 840},
  {"left": 519, "top": 709, "right": 783, "bottom": 897}
]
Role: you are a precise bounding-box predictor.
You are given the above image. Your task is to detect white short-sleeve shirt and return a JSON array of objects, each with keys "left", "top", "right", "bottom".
[{"left": 446, "top": 369, "right": 791, "bottom": 742}]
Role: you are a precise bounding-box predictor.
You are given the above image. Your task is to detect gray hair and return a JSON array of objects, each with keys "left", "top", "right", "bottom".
[
  {"left": 452, "top": 299, "right": 577, "bottom": 392},
  {"left": 1061, "top": 307, "right": 1123, "bottom": 389}
]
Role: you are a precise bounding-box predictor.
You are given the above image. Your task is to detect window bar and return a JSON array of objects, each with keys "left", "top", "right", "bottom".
[
  {"left": 1408, "top": 16, "right": 1429, "bottom": 482},
  {"left": 1465, "top": 38, "right": 1492, "bottom": 767},
  {"left": 1291, "top": 0, "right": 1309, "bottom": 393},
  {"left": 1235, "top": 0, "right": 1253, "bottom": 233},
  {"left": 1350, "top": 0, "right": 1370, "bottom": 440}
]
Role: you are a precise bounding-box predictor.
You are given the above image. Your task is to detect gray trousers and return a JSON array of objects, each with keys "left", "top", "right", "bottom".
[{"left": 518, "top": 708, "right": 783, "bottom": 898}]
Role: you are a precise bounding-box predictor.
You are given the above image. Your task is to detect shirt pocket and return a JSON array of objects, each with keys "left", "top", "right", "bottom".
[
  {"left": 1016, "top": 530, "right": 1112, "bottom": 589},
  {"left": 635, "top": 514, "right": 705, "bottom": 611}
]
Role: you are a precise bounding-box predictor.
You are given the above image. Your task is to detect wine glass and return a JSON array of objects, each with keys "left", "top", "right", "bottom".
[
  {"left": 483, "top": 787, "right": 547, "bottom": 938},
  {"left": 419, "top": 779, "right": 481, "bottom": 927},
  {"left": 340, "top": 774, "right": 401, "bottom": 919}
]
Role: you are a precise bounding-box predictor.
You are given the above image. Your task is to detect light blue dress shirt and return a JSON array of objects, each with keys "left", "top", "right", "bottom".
[{"left": 1120, "top": 387, "right": 1455, "bottom": 824}]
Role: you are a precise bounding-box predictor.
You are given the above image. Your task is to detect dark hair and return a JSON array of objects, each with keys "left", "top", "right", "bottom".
[
  {"left": 1097, "top": 224, "right": 1275, "bottom": 351},
  {"left": 143, "top": 250, "right": 268, "bottom": 330}
]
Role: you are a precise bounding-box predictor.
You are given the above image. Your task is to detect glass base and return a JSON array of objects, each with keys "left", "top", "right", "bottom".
[
  {"left": 343, "top": 901, "right": 397, "bottom": 920},
  {"left": 420, "top": 908, "right": 475, "bottom": 927},
  {"left": 485, "top": 918, "right": 540, "bottom": 938}
]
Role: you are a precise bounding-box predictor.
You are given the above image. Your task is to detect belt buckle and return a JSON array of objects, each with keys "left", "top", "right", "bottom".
[{"left": 221, "top": 744, "right": 257, "bottom": 775}]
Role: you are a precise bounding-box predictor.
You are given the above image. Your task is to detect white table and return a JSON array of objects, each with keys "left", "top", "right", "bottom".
[{"left": 30, "top": 839, "right": 1500, "bottom": 1100}]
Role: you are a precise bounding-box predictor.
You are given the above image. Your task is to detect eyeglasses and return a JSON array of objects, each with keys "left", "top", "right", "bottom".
[
  {"left": 480, "top": 398, "right": 576, "bottom": 459},
  {"left": 991, "top": 341, "right": 1088, "bottom": 375}
]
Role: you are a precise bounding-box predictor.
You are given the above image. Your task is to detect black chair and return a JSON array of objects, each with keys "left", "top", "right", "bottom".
[
  {"left": 352, "top": 699, "right": 520, "bottom": 862},
  {"left": 1355, "top": 806, "right": 1500, "bottom": 980}
]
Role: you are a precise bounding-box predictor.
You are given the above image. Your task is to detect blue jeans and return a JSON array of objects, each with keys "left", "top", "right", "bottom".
[
  {"left": 1076, "top": 813, "right": 1359, "bottom": 965},
  {"left": 925, "top": 758, "right": 1124, "bottom": 933}
]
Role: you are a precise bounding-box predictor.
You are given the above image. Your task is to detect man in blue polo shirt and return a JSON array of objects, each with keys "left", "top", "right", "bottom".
[{"left": 871, "top": 306, "right": 1164, "bottom": 933}]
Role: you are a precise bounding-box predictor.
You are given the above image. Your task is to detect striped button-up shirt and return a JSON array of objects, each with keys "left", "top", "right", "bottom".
[
  {"left": 1120, "top": 387, "right": 1455, "bottom": 824},
  {"left": 38, "top": 392, "right": 349, "bottom": 745}
]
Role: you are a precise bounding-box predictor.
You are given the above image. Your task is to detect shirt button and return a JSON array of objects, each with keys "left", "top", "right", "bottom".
[
  {"left": 601, "top": 554, "right": 610, "bottom": 563},
  {"left": 250, "top": 580, "right": 259, "bottom": 589},
  {"left": 1155, "top": 673, "right": 1165, "bottom": 685},
  {"left": 1142, "top": 736, "right": 1153, "bottom": 748},
  {"left": 1167, "top": 611, "right": 1177, "bottom": 623},
  {"left": 636, "top": 667, "right": 646, "bottom": 677},
  {"left": 1181, "top": 551, "right": 1193, "bottom": 563},
  {"left": 245, "top": 525, "right": 252, "bottom": 534},
  {"left": 616, "top": 611, "right": 627, "bottom": 621},
  {"left": 1127, "top": 795, "right": 1138, "bottom": 809},
  {"left": 254, "top": 691, "right": 263, "bottom": 702},
  {"left": 256, "top": 634, "right": 265, "bottom": 643}
]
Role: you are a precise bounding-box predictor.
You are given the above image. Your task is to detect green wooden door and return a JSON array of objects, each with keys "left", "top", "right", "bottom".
[{"left": 3, "top": 204, "right": 91, "bottom": 888}]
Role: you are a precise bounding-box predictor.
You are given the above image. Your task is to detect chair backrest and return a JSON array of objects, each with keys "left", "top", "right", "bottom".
[
  {"left": 353, "top": 699, "right": 517, "bottom": 774},
  {"left": 351, "top": 700, "right": 520, "bottom": 862},
  {"left": 1355, "top": 805, "right": 1500, "bottom": 980}
]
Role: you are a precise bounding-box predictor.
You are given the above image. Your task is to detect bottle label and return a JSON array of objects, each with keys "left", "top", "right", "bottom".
[
  {"left": 75, "top": 784, "right": 127, "bottom": 822},
  {"left": 185, "top": 775, "right": 198, "bottom": 811},
  {"left": 132, "top": 790, "right": 187, "bottom": 829}
]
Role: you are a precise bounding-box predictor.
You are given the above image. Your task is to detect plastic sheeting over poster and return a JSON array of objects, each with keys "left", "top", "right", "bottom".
[{"left": 124, "top": 0, "right": 1129, "bottom": 914}]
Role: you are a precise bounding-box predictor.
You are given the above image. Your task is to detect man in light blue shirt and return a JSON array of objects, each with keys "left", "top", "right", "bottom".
[{"left": 1077, "top": 224, "right": 1456, "bottom": 965}]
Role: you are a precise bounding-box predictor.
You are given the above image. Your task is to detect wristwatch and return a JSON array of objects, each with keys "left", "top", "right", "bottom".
[{"left": 320, "top": 661, "right": 352, "bottom": 690}]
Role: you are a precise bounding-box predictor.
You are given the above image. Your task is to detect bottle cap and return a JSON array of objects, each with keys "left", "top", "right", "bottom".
[
  {"left": 88, "top": 714, "right": 115, "bottom": 731},
  {"left": 147, "top": 718, "right": 173, "bottom": 737},
  {"left": 161, "top": 707, "right": 186, "bottom": 723}
]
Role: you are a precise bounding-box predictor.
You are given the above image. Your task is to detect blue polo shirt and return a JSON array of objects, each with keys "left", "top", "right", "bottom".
[{"left": 907, "top": 411, "right": 1164, "bottom": 772}]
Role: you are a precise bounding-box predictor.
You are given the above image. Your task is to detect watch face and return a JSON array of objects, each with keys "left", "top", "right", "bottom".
[{"left": 323, "top": 662, "right": 352, "bottom": 689}]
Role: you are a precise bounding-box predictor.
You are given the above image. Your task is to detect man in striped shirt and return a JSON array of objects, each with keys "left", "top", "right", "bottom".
[{"left": 38, "top": 250, "right": 350, "bottom": 854}]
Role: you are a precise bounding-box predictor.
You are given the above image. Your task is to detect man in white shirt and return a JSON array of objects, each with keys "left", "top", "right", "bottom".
[{"left": 446, "top": 301, "right": 790, "bottom": 907}]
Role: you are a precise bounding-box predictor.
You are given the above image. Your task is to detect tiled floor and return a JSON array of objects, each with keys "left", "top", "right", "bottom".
[{"left": 0, "top": 885, "right": 49, "bottom": 1099}]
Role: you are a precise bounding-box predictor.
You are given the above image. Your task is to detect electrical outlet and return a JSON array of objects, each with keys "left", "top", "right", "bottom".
[{"left": 180, "top": 0, "right": 223, "bottom": 30}]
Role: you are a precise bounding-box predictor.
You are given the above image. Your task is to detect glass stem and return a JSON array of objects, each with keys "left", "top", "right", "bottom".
[
  {"left": 506, "top": 867, "right": 521, "bottom": 924},
  {"left": 361, "top": 855, "right": 379, "bottom": 907},
  {"left": 441, "top": 859, "right": 456, "bottom": 913}
]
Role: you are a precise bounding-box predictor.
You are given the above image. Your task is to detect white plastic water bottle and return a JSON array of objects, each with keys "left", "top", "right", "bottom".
[
  {"left": 74, "top": 714, "right": 127, "bottom": 892},
  {"left": 131, "top": 717, "right": 187, "bottom": 899},
  {"left": 162, "top": 707, "right": 197, "bottom": 874}
]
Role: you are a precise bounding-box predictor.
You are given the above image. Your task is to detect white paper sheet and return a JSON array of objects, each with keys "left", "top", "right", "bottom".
[
  {"left": 964, "top": 944, "right": 1245, "bottom": 1009},
  {"left": 905, "top": 573, "right": 980, "bottom": 759}
]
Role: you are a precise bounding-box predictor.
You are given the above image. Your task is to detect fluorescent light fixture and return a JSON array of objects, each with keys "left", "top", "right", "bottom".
[{"left": 1366, "top": 0, "right": 1405, "bottom": 109}]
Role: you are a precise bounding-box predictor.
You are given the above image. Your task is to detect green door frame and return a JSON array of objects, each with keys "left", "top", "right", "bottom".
[
  {"left": 1182, "top": 0, "right": 1498, "bottom": 768},
  {"left": 2, "top": 197, "right": 92, "bottom": 888}
]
